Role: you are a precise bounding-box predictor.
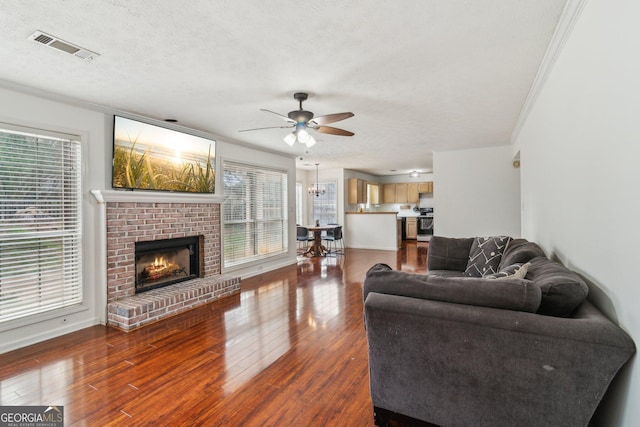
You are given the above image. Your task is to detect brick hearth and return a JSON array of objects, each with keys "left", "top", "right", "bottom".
[
  {"left": 104, "top": 200, "right": 240, "bottom": 331},
  {"left": 107, "top": 274, "right": 240, "bottom": 331}
]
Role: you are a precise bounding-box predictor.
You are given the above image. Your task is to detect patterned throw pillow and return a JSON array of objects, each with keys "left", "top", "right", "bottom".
[
  {"left": 485, "top": 262, "right": 531, "bottom": 280},
  {"left": 464, "top": 236, "right": 512, "bottom": 277}
]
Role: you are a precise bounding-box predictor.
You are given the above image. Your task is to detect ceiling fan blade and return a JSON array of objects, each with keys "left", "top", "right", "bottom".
[
  {"left": 315, "top": 126, "right": 354, "bottom": 136},
  {"left": 239, "top": 124, "right": 295, "bottom": 132},
  {"left": 260, "top": 109, "right": 296, "bottom": 123},
  {"left": 308, "top": 112, "right": 354, "bottom": 126}
]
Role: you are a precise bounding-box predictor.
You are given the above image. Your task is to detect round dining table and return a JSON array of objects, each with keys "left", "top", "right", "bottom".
[{"left": 303, "top": 224, "right": 335, "bottom": 257}]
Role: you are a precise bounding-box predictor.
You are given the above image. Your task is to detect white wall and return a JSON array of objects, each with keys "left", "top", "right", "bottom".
[
  {"left": 344, "top": 213, "right": 399, "bottom": 251},
  {"left": 433, "top": 145, "right": 521, "bottom": 238},
  {"left": 376, "top": 173, "right": 434, "bottom": 185},
  {"left": 0, "top": 84, "right": 297, "bottom": 354},
  {"left": 514, "top": 1, "right": 640, "bottom": 425}
]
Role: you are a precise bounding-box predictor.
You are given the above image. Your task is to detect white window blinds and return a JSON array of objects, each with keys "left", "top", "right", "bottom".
[
  {"left": 0, "top": 124, "right": 82, "bottom": 323},
  {"left": 223, "top": 161, "right": 288, "bottom": 268}
]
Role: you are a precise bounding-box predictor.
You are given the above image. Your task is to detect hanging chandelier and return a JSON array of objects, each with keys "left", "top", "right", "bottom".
[{"left": 308, "top": 163, "right": 326, "bottom": 197}]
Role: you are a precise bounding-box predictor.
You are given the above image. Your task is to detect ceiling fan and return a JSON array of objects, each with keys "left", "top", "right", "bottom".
[{"left": 239, "top": 92, "right": 354, "bottom": 148}]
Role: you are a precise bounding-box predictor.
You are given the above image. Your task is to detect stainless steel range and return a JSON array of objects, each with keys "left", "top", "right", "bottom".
[{"left": 417, "top": 208, "right": 434, "bottom": 241}]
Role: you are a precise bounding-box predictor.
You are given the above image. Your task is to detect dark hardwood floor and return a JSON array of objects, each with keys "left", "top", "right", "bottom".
[{"left": 0, "top": 242, "right": 428, "bottom": 426}]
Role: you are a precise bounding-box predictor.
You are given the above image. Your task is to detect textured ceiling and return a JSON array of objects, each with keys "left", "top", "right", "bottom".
[{"left": 0, "top": 0, "right": 567, "bottom": 175}]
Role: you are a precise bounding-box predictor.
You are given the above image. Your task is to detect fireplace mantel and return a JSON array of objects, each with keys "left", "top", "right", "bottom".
[{"left": 90, "top": 189, "right": 226, "bottom": 204}]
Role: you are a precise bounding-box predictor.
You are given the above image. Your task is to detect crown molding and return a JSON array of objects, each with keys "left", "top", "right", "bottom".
[{"left": 511, "top": 0, "right": 589, "bottom": 143}]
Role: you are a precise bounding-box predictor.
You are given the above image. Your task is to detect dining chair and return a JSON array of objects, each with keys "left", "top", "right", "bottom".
[
  {"left": 322, "top": 225, "right": 344, "bottom": 255},
  {"left": 321, "top": 222, "right": 339, "bottom": 238},
  {"left": 296, "top": 226, "right": 313, "bottom": 253}
]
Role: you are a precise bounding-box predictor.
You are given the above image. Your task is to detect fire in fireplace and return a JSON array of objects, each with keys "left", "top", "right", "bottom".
[{"left": 135, "top": 236, "right": 201, "bottom": 293}]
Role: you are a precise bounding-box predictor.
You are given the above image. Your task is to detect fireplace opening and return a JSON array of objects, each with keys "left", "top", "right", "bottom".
[{"left": 135, "top": 236, "right": 201, "bottom": 293}]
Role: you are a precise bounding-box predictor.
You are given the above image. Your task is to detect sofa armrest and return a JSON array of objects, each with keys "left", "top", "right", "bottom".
[
  {"left": 364, "top": 263, "right": 541, "bottom": 313},
  {"left": 364, "top": 293, "right": 635, "bottom": 427}
]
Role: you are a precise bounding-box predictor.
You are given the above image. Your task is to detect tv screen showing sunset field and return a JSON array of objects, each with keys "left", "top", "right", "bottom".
[{"left": 112, "top": 116, "right": 215, "bottom": 193}]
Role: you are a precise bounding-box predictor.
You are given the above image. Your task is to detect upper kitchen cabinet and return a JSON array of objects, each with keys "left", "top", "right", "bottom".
[
  {"left": 408, "top": 183, "right": 419, "bottom": 203},
  {"left": 395, "top": 183, "right": 408, "bottom": 203},
  {"left": 418, "top": 182, "right": 434, "bottom": 193},
  {"left": 382, "top": 183, "right": 409, "bottom": 203},
  {"left": 382, "top": 184, "right": 395, "bottom": 204},
  {"left": 382, "top": 181, "right": 433, "bottom": 204},
  {"left": 369, "top": 183, "right": 380, "bottom": 205},
  {"left": 348, "top": 178, "right": 367, "bottom": 204}
]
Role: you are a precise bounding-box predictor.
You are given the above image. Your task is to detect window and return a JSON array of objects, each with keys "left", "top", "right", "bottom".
[
  {"left": 0, "top": 124, "right": 82, "bottom": 323},
  {"left": 223, "top": 161, "right": 288, "bottom": 268},
  {"left": 311, "top": 181, "right": 337, "bottom": 224}
]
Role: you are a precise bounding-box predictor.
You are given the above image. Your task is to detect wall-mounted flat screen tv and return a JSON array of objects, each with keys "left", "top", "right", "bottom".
[{"left": 113, "top": 116, "right": 215, "bottom": 193}]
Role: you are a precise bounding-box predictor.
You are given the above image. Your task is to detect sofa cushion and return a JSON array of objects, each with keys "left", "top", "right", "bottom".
[
  {"left": 364, "top": 263, "right": 541, "bottom": 313},
  {"left": 427, "top": 236, "right": 475, "bottom": 272},
  {"left": 464, "top": 236, "right": 511, "bottom": 277},
  {"left": 526, "top": 256, "right": 589, "bottom": 317},
  {"left": 499, "top": 239, "right": 546, "bottom": 270},
  {"left": 485, "top": 262, "right": 530, "bottom": 280}
]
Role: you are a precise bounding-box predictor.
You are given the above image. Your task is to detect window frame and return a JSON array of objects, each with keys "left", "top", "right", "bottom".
[
  {"left": 0, "top": 122, "right": 85, "bottom": 330},
  {"left": 222, "top": 160, "right": 289, "bottom": 271}
]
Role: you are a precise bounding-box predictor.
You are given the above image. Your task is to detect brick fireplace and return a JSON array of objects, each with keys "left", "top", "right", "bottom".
[{"left": 100, "top": 196, "right": 240, "bottom": 331}]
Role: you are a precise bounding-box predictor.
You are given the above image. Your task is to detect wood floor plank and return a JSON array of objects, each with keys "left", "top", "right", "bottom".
[{"left": 0, "top": 243, "right": 428, "bottom": 425}]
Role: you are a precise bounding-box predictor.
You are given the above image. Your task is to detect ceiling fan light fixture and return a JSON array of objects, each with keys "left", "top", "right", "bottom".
[
  {"left": 296, "top": 126, "right": 310, "bottom": 143},
  {"left": 305, "top": 135, "right": 317, "bottom": 148},
  {"left": 283, "top": 133, "right": 296, "bottom": 146}
]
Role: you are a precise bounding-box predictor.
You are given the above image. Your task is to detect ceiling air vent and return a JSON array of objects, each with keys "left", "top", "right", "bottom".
[{"left": 28, "top": 31, "right": 99, "bottom": 61}]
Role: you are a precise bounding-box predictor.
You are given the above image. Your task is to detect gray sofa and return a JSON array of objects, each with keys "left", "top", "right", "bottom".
[{"left": 363, "top": 236, "right": 635, "bottom": 427}]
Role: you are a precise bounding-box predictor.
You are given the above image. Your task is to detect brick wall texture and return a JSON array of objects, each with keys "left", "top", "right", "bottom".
[
  {"left": 106, "top": 202, "right": 221, "bottom": 302},
  {"left": 105, "top": 201, "right": 238, "bottom": 330}
]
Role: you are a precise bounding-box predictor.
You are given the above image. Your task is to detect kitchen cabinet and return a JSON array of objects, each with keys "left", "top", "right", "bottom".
[
  {"left": 406, "top": 217, "right": 417, "bottom": 239},
  {"left": 369, "top": 183, "right": 380, "bottom": 205},
  {"left": 418, "top": 182, "right": 434, "bottom": 193},
  {"left": 382, "top": 184, "right": 395, "bottom": 204},
  {"left": 395, "top": 183, "right": 408, "bottom": 203},
  {"left": 408, "top": 183, "right": 419, "bottom": 203},
  {"left": 348, "top": 178, "right": 367, "bottom": 204},
  {"left": 381, "top": 181, "right": 433, "bottom": 204}
]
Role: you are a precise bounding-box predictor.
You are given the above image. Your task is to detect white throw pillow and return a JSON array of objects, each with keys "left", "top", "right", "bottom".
[{"left": 485, "top": 262, "right": 531, "bottom": 280}]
